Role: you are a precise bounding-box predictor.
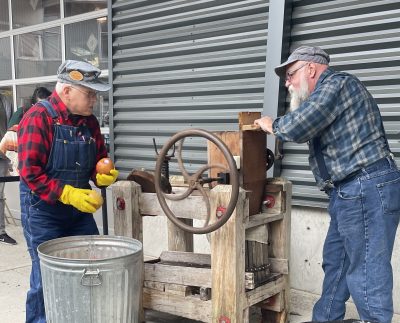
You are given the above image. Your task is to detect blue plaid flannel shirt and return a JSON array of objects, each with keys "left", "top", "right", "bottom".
[{"left": 272, "top": 68, "right": 391, "bottom": 190}]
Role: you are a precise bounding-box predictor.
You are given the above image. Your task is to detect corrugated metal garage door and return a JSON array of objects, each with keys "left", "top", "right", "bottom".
[
  {"left": 280, "top": 0, "right": 400, "bottom": 207},
  {"left": 111, "top": 0, "right": 269, "bottom": 177}
]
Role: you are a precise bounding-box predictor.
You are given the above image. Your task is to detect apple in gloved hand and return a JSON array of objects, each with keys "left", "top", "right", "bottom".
[
  {"left": 96, "top": 157, "right": 114, "bottom": 174},
  {"left": 95, "top": 157, "right": 119, "bottom": 187}
]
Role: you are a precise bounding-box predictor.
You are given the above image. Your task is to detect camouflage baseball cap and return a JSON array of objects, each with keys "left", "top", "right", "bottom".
[{"left": 57, "top": 60, "right": 110, "bottom": 92}]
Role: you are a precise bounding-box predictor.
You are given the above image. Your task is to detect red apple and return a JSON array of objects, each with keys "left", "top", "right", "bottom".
[{"left": 96, "top": 157, "right": 114, "bottom": 175}]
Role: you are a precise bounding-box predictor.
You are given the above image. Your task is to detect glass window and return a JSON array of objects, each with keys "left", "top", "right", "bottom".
[
  {"left": 16, "top": 83, "right": 55, "bottom": 110},
  {"left": 64, "top": 0, "right": 107, "bottom": 17},
  {"left": 65, "top": 18, "right": 108, "bottom": 70},
  {"left": 0, "top": 0, "right": 9, "bottom": 32},
  {"left": 0, "top": 37, "right": 12, "bottom": 81},
  {"left": 14, "top": 27, "right": 61, "bottom": 79},
  {"left": 12, "top": 0, "right": 60, "bottom": 29}
]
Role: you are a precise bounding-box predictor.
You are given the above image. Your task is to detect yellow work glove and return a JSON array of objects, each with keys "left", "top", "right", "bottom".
[
  {"left": 96, "top": 169, "right": 119, "bottom": 187},
  {"left": 59, "top": 185, "right": 103, "bottom": 213}
]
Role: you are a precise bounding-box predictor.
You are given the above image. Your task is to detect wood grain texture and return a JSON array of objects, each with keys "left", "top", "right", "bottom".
[
  {"left": 112, "top": 180, "right": 142, "bottom": 241},
  {"left": 210, "top": 186, "right": 247, "bottom": 322}
]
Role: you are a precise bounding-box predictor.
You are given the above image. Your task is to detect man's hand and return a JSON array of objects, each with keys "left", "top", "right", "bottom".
[
  {"left": 59, "top": 185, "right": 103, "bottom": 213},
  {"left": 254, "top": 116, "right": 274, "bottom": 134},
  {"left": 96, "top": 169, "right": 119, "bottom": 187},
  {"left": 0, "top": 130, "right": 18, "bottom": 154}
]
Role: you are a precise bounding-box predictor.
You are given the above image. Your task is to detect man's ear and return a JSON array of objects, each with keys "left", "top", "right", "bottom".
[
  {"left": 308, "top": 63, "right": 317, "bottom": 78},
  {"left": 62, "top": 85, "right": 72, "bottom": 97}
]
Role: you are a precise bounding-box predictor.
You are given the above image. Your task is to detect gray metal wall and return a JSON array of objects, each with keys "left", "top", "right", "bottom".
[
  {"left": 279, "top": 0, "right": 400, "bottom": 207},
  {"left": 111, "top": 0, "right": 269, "bottom": 177},
  {"left": 110, "top": 0, "right": 400, "bottom": 208}
]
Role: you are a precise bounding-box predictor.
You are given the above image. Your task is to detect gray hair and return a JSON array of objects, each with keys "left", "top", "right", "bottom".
[{"left": 55, "top": 82, "right": 71, "bottom": 94}]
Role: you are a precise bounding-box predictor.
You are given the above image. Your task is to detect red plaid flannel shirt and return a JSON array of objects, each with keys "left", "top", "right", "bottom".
[{"left": 18, "top": 91, "right": 107, "bottom": 203}]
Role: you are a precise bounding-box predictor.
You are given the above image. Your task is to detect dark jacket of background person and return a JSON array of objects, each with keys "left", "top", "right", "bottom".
[{"left": 7, "top": 87, "right": 51, "bottom": 128}]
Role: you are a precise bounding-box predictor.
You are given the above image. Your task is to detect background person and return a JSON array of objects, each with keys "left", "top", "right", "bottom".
[
  {"left": 8, "top": 86, "right": 52, "bottom": 128},
  {"left": 18, "top": 60, "right": 118, "bottom": 323},
  {"left": 0, "top": 93, "right": 16, "bottom": 245},
  {"left": 255, "top": 46, "right": 400, "bottom": 323},
  {"left": 0, "top": 87, "right": 52, "bottom": 176}
]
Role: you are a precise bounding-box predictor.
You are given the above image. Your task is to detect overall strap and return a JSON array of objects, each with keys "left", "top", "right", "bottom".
[
  {"left": 377, "top": 110, "right": 392, "bottom": 154},
  {"left": 312, "top": 137, "right": 331, "bottom": 186},
  {"left": 39, "top": 100, "right": 58, "bottom": 120}
]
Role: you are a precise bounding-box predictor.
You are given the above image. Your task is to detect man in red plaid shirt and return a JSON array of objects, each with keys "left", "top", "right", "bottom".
[{"left": 18, "top": 60, "right": 119, "bottom": 323}]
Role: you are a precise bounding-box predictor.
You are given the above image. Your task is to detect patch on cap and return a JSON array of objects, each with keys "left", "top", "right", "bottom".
[
  {"left": 69, "top": 70, "right": 84, "bottom": 81},
  {"left": 57, "top": 60, "right": 111, "bottom": 92}
]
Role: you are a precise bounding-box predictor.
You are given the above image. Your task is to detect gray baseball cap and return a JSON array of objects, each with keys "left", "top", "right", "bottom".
[
  {"left": 57, "top": 60, "right": 111, "bottom": 92},
  {"left": 274, "top": 46, "right": 330, "bottom": 78}
]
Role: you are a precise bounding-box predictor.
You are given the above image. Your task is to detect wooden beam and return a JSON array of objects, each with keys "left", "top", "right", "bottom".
[
  {"left": 211, "top": 186, "right": 248, "bottom": 322},
  {"left": 139, "top": 192, "right": 208, "bottom": 220},
  {"left": 112, "top": 181, "right": 143, "bottom": 241},
  {"left": 246, "top": 211, "right": 284, "bottom": 229},
  {"left": 145, "top": 263, "right": 212, "bottom": 288},
  {"left": 241, "top": 124, "right": 262, "bottom": 131},
  {"left": 238, "top": 111, "right": 261, "bottom": 129},
  {"left": 111, "top": 180, "right": 144, "bottom": 321},
  {"left": 167, "top": 218, "right": 194, "bottom": 252},
  {"left": 263, "top": 178, "right": 292, "bottom": 322},
  {"left": 245, "top": 276, "right": 284, "bottom": 307},
  {"left": 160, "top": 251, "right": 211, "bottom": 267}
]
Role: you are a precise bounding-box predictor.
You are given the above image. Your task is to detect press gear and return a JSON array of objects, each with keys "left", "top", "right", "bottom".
[
  {"left": 96, "top": 169, "right": 119, "bottom": 187},
  {"left": 58, "top": 184, "right": 103, "bottom": 213}
]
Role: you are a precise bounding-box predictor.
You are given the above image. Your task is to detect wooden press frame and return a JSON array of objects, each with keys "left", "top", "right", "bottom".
[{"left": 111, "top": 112, "right": 291, "bottom": 323}]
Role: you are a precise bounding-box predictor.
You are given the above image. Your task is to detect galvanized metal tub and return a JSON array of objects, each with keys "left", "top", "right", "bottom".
[{"left": 38, "top": 235, "right": 143, "bottom": 323}]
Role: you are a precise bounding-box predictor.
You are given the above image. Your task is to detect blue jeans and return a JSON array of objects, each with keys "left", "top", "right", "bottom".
[
  {"left": 20, "top": 183, "right": 99, "bottom": 323},
  {"left": 312, "top": 157, "right": 400, "bottom": 323}
]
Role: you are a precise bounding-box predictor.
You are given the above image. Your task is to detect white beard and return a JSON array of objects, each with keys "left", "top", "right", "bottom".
[{"left": 288, "top": 75, "right": 310, "bottom": 112}]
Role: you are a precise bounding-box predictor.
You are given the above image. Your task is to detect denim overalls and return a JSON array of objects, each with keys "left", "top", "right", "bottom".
[{"left": 20, "top": 100, "right": 99, "bottom": 323}]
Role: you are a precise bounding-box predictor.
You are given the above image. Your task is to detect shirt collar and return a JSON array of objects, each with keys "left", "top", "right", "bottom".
[
  {"left": 49, "top": 91, "right": 88, "bottom": 126},
  {"left": 49, "top": 90, "right": 69, "bottom": 121},
  {"left": 315, "top": 67, "right": 334, "bottom": 88}
]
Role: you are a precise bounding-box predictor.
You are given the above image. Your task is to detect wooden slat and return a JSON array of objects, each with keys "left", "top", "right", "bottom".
[
  {"left": 145, "top": 261, "right": 260, "bottom": 290},
  {"left": 269, "top": 258, "right": 289, "bottom": 275},
  {"left": 241, "top": 124, "right": 262, "bottom": 131},
  {"left": 139, "top": 192, "right": 207, "bottom": 219},
  {"left": 144, "top": 281, "right": 193, "bottom": 296},
  {"left": 256, "top": 292, "right": 284, "bottom": 312},
  {"left": 160, "top": 251, "right": 211, "bottom": 267},
  {"left": 143, "top": 288, "right": 212, "bottom": 322},
  {"left": 145, "top": 263, "right": 212, "bottom": 288},
  {"left": 246, "top": 211, "right": 284, "bottom": 229},
  {"left": 167, "top": 218, "right": 194, "bottom": 252},
  {"left": 245, "top": 276, "right": 285, "bottom": 307}
]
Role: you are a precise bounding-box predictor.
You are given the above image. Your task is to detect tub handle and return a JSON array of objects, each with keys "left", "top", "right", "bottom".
[{"left": 81, "top": 268, "right": 102, "bottom": 286}]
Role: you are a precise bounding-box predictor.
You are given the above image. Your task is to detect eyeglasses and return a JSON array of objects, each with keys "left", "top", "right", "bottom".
[
  {"left": 71, "top": 86, "right": 97, "bottom": 98},
  {"left": 285, "top": 62, "right": 309, "bottom": 82}
]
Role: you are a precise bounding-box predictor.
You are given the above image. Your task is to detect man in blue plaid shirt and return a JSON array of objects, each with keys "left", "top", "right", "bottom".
[{"left": 255, "top": 46, "right": 400, "bottom": 323}]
